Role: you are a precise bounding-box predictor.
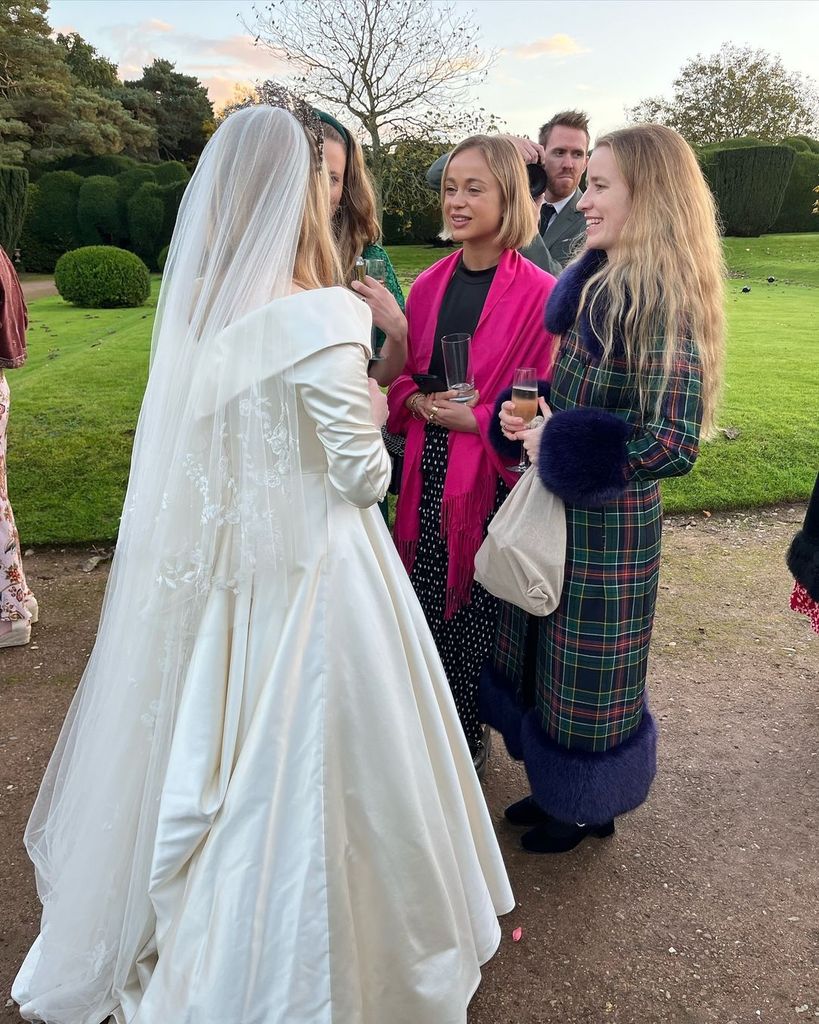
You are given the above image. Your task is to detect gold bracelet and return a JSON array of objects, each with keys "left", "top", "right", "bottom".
[{"left": 408, "top": 392, "right": 424, "bottom": 419}]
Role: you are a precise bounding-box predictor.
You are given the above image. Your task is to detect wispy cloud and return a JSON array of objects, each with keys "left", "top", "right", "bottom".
[
  {"left": 103, "top": 21, "right": 288, "bottom": 105},
  {"left": 507, "top": 34, "right": 591, "bottom": 60},
  {"left": 493, "top": 70, "right": 525, "bottom": 88}
]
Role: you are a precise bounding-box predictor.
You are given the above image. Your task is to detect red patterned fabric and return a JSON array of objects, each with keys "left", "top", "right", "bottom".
[
  {"left": 1, "top": 372, "right": 33, "bottom": 621},
  {"left": 0, "top": 247, "right": 27, "bottom": 370},
  {"left": 790, "top": 581, "right": 819, "bottom": 633}
]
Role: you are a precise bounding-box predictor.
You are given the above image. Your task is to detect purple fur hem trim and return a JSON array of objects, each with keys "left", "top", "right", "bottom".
[
  {"left": 521, "top": 709, "right": 658, "bottom": 825},
  {"left": 478, "top": 663, "right": 525, "bottom": 761}
]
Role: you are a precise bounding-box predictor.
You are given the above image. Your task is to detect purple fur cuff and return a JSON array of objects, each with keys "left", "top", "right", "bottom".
[
  {"left": 521, "top": 709, "right": 658, "bottom": 825},
  {"left": 488, "top": 380, "right": 552, "bottom": 462},
  {"left": 538, "top": 407, "right": 631, "bottom": 507}
]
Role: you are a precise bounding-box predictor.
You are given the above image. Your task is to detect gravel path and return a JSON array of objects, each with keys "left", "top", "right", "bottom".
[{"left": 1, "top": 507, "right": 816, "bottom": 1023}]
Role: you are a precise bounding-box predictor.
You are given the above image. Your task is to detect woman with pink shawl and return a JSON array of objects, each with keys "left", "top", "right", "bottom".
[
  {"left": 0, "top": 246, "right": 37, "bottom": 648},
  {"left": 387, "top": 135, "right": 556, "bottom": 772}
]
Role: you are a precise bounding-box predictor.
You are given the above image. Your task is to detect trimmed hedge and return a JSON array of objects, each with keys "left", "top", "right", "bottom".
[
  {"left": 159, "top": 180, "right": 187, "bottom": 243},
  {"left": 704, "top": 145, "right": 795, "bottom": 237},
  {"left": 63, "top": 154, "right": 141, "bottom": 178},
  {"left": 700, "top": 136, "right": 768, "bottom": 152},
  {"left": 116, "top": 166, "right": 157, "bottom": 199},
  {"left": 157, "top": 244, "right": 170, "bottom": 272},
  {"left": 55, "top": 246, "right": 150, "bottom": 308},
  {"left": 77, "top": 175, "right": 124, "bottom": 245},
  {"left": 19, "top": 171, "right": 84, "bottom": 272},
  {"left": 126, "top": 182, "right": 166, "bottom": 268},
  {"left": 19, "top": 158, "right": 190, "bottom": 272},
  {"left": 771, "top": 151, "right": 819, "bottom": 233},
  {"left": 781, "top": 135, "right": 819, "bottom": 155},
  {"left": 0, "top": 165, "right": 29, "bottom": 253},
  {"left": 153, "top": 161, "right": 190, "bottom": 186}
]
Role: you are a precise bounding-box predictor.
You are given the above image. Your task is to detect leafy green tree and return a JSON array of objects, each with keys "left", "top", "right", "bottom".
[
  {"left": 55, "top": 31, "right": 118, "bottom": 91},
  {"left": 0, "top": 0, "right": 155, "bottom": 166},
  {"left": 627, "top": 44, "right": 818, "bottom": 145},
  {"left": 380, "top": 138, "right": 448, "bottom": 239},
  {"left": 122, "top": 59, "right": 214, "bottom": 162},
  {"left": 0, "top": 0, "right": 73, "bottom": 165}
]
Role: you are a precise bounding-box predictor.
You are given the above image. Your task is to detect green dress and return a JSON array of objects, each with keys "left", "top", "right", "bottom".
[
  {"left": 362, "top": 242, "right": 405, "bottom": 355},
  {"left": 362, "top": 243, "right": 405, "bottom": 524}
]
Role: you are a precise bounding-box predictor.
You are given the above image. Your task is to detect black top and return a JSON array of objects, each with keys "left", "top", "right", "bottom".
[{"left": 428, "top": 258, "right": 497, "bottom": 382}]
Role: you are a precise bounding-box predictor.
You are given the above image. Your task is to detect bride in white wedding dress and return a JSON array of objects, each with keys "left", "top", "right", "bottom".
[{"left": 12, "top": 100, "right": 513, "bottom": 1024}]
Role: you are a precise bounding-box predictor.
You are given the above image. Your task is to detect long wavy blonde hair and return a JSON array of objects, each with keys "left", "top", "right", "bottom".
[
  {"left": 578, "top": 124, "right": 725, "bottom": 437},
  {"left": 294, "top": 130, "right": 343, "bottom": 289},
  {"left": 324, "top": 123, "right": 381, "bottom": 284}
]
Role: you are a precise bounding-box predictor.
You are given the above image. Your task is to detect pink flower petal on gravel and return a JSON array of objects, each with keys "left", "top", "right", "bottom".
[{"left": 512, "top": 927, "right": 523, "bottom": 942}]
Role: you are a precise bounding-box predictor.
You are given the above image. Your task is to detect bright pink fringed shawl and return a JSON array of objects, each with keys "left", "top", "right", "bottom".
[{"left": 388, "top": 248, "right": 556, "bottom": 617}]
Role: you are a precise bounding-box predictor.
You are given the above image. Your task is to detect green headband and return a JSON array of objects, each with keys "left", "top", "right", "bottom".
[{"left": 315, "top": 110, "right": 350, "bottom": 147}]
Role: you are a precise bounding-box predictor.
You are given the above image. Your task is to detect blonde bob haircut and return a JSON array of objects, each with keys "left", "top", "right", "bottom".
[
  {"left": 575, "top": 123, "right": 725, "bottom": 437},
  {"left": 439, "top": 135, "right": 539, "bottom": 251},
  {"left": 294, "top": 130, "right": 343, "bottom": 290}
]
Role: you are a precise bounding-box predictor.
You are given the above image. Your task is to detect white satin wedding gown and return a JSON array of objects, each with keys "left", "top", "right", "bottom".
[{"left": 14, "top": 287, "right": 514, "bottom": 1024}]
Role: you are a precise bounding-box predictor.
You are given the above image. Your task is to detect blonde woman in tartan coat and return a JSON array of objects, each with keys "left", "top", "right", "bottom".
[{"left": 484, "top": 125, "right": 725, "bottom": 854}]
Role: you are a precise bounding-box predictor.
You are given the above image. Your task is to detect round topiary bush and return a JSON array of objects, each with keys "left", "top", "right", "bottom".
[
  {"left": 55, "top": 246, "right": 150, "bottom": 308},
  {"left": 157, "top": 244, "right": 170, "bottom": 272}
]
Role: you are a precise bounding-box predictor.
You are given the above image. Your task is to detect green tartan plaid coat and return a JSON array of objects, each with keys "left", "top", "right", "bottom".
[{"left": 486, "top": 324, "right": 704, "bottom": 755}]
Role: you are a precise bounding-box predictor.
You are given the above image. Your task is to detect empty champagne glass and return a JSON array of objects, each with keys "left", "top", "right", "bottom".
[
  {"left": 508, "top": 367, "right": 538, "bottom": 474},
  {"left": 365, "top": 258, "right": 387, "bottom": 361}
]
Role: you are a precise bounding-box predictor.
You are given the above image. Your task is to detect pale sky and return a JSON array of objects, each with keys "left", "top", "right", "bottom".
[{"left": 48, "top": 0, "right": 819, "bottom": 141}]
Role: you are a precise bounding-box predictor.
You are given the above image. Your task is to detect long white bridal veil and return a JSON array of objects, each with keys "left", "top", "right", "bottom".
[{"left": 15, "top": 105, "right": 314, "bottom": 1022}]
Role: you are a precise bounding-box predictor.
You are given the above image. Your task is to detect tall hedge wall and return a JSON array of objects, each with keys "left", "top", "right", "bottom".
[
  {"left": 78, "top": 176, "right": 124, "bottom": 245},
  {"left": 704, "top": 145, "right": 795, "bottom": 237},
  {"left": 18, "top": 160, "right": 189, "bottom": 272},
  {"left": 0, "top": 166, "right": 29, "bottom": 254},
  {"left": 771, "top": 151, "right": 819, "bottom": 233},
  {"left": 127, "top": 182, "right": 167, "bottom": 269},
  {"left": 19, "top": 171, "right": 84, "bottom": 272}
]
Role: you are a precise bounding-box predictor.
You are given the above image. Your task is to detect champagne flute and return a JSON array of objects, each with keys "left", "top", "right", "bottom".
[
  {"left": 508, "top": 367, "right": 538, "bottom": 474},
  {"left": 365, "top": 257, "right": 387, "bottom": 361}
]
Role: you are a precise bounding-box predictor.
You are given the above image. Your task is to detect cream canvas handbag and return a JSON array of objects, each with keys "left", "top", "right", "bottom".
[{"left": 474, "top": 465, "right": 566, "bottom": 616}]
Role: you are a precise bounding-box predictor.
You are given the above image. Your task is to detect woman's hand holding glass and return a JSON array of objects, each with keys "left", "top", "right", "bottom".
[
  {"left": 407, "top": 388, "right": 480, "bottom": 434},
  {"left": 350, "top": 276, "right": 407, "bottom": 340},
  {"left": 500, "top": 395, "right": 552, "bottom": 461}
]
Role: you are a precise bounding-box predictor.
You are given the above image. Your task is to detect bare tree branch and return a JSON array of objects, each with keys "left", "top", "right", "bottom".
[{"left": 242, "top": 0, "right": 497, "bottom": 215}]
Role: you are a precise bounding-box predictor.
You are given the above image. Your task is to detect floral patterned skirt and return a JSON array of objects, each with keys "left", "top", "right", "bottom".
[
  {"left": 0, "top": 371, "right": 32, "bottom": 622},
  {"left": 791, "top": 581, "right": 819, "bottom": 633}
]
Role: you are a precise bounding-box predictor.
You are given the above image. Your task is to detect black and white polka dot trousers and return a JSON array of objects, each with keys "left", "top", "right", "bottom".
[{"left": 409, "top": 425, "right": 507, "bottom": 755}]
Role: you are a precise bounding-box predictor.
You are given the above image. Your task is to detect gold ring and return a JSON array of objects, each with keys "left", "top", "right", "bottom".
[{"left": 431, "top": 404, "right": 439, "bottom": 415}]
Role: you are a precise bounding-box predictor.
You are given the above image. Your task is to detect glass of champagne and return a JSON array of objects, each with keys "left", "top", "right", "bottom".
[
  {"left": 509, "top": 367, "right": 538, "bottom": 474},
  {"left": 365, "top": 257, "right": 387, "bottom": 361}
]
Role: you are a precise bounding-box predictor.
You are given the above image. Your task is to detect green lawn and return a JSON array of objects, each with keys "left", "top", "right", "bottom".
[{"left": 6, "top": 235, "right": 819, "bottom": 544}]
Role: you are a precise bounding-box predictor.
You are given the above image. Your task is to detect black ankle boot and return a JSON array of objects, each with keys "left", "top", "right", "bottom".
[
  {"left": 471, "top": 726, "right": 492, "bottom": 780},
  {"left": 520, "top": 817, "right": 615, "bottom": 854},
  {"left": 504, "top": 795, "right": 553, "bottom": 827}
]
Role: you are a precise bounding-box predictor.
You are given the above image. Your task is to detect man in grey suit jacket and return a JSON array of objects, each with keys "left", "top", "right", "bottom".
[{"left": 426, "top": 110, "right": 590, "bottom": 276}]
